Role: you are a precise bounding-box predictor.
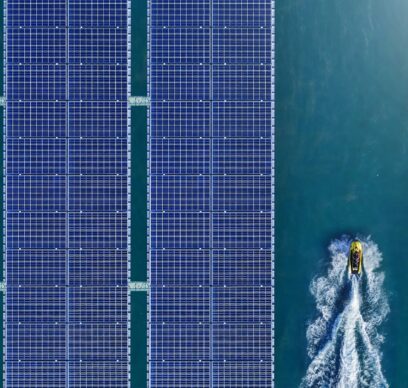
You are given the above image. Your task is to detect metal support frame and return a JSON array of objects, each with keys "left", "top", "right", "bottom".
[
  {"left": 129, "top": 281, "right": 148, "bottom": 292},
  {"left": 129, "top": 96, "right": 149, "bottom": 107}
]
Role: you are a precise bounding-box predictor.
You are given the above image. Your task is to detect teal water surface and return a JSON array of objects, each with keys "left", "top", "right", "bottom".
[
  {"left": 130, "top": 0, "right": 148, "bottom": 386},
  {"left": 276, "top": 1, "right": 408, "bottom": 386}
]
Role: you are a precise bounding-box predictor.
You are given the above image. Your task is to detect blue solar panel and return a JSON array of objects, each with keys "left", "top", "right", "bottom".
[
  {"left": 7, "top": 2, "right": 66, "bottom": 28},
  {"left": 7, "top": 102, "right": 66, "bottom": 138},
  {"left": 151, "top": 28, "right": 210, "bottom": 64},
  {"left": 149, "top": 0, "right": 274, "bottom": 387},
  {"left": 213, "top": 28, "right": 273, "bottom": 65},
  {"left": 8, "top": 28, "right": 66, "bottom": 64},
  {"left": 213, "top": 101, "right": 272, "bottom": 138},
  {"left": 151, "top": 101, "right": 210, "bottom": 138},
  {"left": 213, "top": 1, "right": 272, "bottom": 27},
  {"left": 150, "top": 0, "right": 211, "bottom": 28},
  {"left": 150, "top": 250, "right": 210, "bottom": 286},
  {"left": 5, "top": 0, "right": 130, "bottom": 386}
]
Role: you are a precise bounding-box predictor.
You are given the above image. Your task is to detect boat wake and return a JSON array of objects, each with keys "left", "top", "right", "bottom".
[{"left": 301, "top": 237, "right": 389, "bottom": 388}]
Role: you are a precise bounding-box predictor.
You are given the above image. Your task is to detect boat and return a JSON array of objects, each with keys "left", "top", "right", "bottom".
[{"left": 348, "top": 240, "right": 363, "bottom": 276}]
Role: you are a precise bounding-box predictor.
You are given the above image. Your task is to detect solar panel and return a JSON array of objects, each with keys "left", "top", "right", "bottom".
[
  {"left": 5, "top": 1, "right": 130, "bottom": 386},
  {"left": 149, "top": 0, "right": 274, "bottom": 387}
]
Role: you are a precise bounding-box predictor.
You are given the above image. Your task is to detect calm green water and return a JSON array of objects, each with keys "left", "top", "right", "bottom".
[{"left": 276, "top": 0, "right": 408, "bottom": 386}]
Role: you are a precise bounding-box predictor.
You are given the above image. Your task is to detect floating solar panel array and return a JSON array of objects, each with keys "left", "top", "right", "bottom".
[
  {"left": 5, "top": 1, "right": 130, "bottom": 386},
  {"left": 149, "top": 0, "right": 274, "bottom": 387}
]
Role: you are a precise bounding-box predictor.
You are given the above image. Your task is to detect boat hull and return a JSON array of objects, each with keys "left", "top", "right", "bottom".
[{"left": 349, "top": 240, "right": 363, "bottom": 276}]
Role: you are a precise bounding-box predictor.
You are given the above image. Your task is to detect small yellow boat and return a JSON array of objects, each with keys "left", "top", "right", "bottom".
[{"left": 349, "top": 240, "right": 363, "bottom": 276}]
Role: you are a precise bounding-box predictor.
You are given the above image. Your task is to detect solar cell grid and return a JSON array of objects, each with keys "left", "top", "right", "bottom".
[
  {"left": 150, "top": 101, "right": 210, "bottom": 138},
  {"left": 68, "top": 213, "right": 128, "bottom": 250},
  {"left": 8, "top": 324, "right": 66, "bottom": 361},
  {"left": 7, "top": 250, "right": 66, "bottom": 286},
  {"left": 7, "top": 101, "right": 66, "bottom": 138},
  {"left": 151, "top": 175, "right": 210, "bottom": 212},
  {"left": 7, "top": 175, "right": 66, "bottom": 212},
  {"left": 213, "top": 324, "right": 272, "bottom": 361},
  {"left": 5, "top": 0, "right": 130, "bottom": 386},
  {"left": 212, "top": 287, "right": 272, "bottom": 323},
  {"left": 69, "top": 65, "right": 127, "bottom": 101},
  {"left": 150, "top": 250, "right": 210, "bottom": 286},
  {"left": 8, "top": 28, "right": 66, "bottom": 64},
  {"left": 150, "top": 0, "right": 210, "bottom": 28},
  {"left": 150, "top": 287, "right": 210, "bottom": 323},
  {"left": 150, "top": 361, "right": 210, "bottom": 388},
  {"left": 149, "top": 0, "right": 274, "bottom": 386},
  {"left": 69, "top": 138, "right": 128, "bottom": 175},
  {"left": 7, "top": 212, "right": 66, "bottom": 249},
  {"left": 7, "top": 64, "right": 66, "bottom": 101},
  {"left": 151, "top": 212, "right": 210, "bottom": 249},
  {"left": 7, "top": 138, "right": 66, "bottom": 175},
  {"left": 213, "top": 138, "right": 272, "bottom": 175},
  {"left": 70, "top": 250, "right": 128, "bottom": 286},
  {"left": 213, "top": 64, "right": 273, "bottom": 101},
  {"left": 151, "top": 138, "right": 210, "bottom": 175},
  {"left": 213, "top": 28, "right": 272, "bottom": 64},
  {"left": 7, "top": 362, "right": 66, "bottom": 388},
  {"left": 69, "top": 101, "right": 127, "bottom": 138},
  {"left": 151, "top": 28, "right": 210, "bottom": 64},
  {"left": 70, "top": 0, "right": 128, "bottom": 28},
  {"left": 69, "top": 324, "right": 128, "bottom": 361},
  {"left": 7, "top": 287, "right": 66, "bottom": 324},
  {"left": 6, "top": 0, "right": 274, "bottom": 385},
  {"left": 69, "top": 362, "right": 128, "bottom": 387},
  {"left": 213, "top": 213, "right": 272, "bottom": 249},
  {"left": 213, "top": 362, "right": 273, "bottom": 387},
  {"left": 150, "top": 324, "right": 210, "bottom": 361},
  {"left": 68, "top": 287, "right": 128, "bottom": 324},
  {"left": 213, "top": 250, "right": 273, "bottom": 286},
  {"left": 213, "top": 0, "right": 272, "bottom": 27},
  {"left": 69, "top": 28, "right": 128, "bottom": 65},
  {"left": 213, "top": 175, "right": 272, "bottom": 212},
  {"left": 213, "top": 101, "right": 272, "bottom": 138},
  {"left": 150, "top": 64, "right": 210, "bottom": 101},
  {"left": 7, "top": 1, "right": 66, "bottom": 28},
  {"left": 68, "top": 176, "right": 128, "bottom": 212}
]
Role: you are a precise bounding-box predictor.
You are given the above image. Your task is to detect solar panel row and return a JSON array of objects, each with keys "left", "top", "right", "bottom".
[
  {"left": 5, "top": 1, "right": 130, "bottom": 386},
  {"left": 149, "top": 0, "right": 274, "bottom": 387}
]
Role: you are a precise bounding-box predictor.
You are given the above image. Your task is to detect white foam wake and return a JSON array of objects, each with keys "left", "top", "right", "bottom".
[{"left": 301, "top": 237, "right": 389, "bottom": 388}]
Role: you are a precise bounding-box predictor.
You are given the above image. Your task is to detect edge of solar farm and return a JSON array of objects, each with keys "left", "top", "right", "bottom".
[
  {"left": 148, "top": 0, "right": 275, "bottom": 387},
  {"left": 2, "top": 0, "right": 6, "bottom": 384}
]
